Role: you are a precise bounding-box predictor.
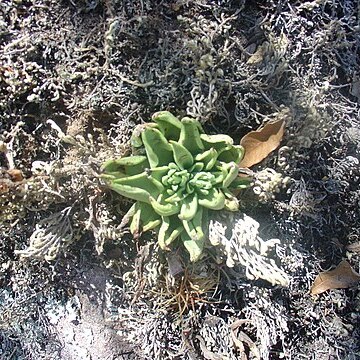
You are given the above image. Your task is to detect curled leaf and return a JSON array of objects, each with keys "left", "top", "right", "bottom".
[
  {"left": 179, "top": 117, "right": 204, "bottom": 155},
  {"left": 170, "top": 140, "right": 194, "bottom": 170},
  {"left": 152, "top": 111, "right": 182, "bottom": 140},
  {"left": 217, "top": 145, "right": 245, "bottom": 164},
  {"left": 222, "top": 162, "right": 239, "bottom": 188},
  {"left": 198, "top": 188, "right": 225, "bottom": 210},
  {"left": 195, "top": 148, "right": 218, "bottom": 171},
  {"left": 150, "top": 194, "right": 180, "bottom": 216},
  {"left": 310, "top": 260, "right": 360, "bottom": 295},
  {"left": 200, "top": 133, "right": 233, "bottom": 153},
  {"left": 130, "top": 123, "right": 158, "bottom": 148},
  {"left": 142, "top": 127, "right": 173, "bottom": 167},
  {"left": 239, "top": 119, "right": 285, "bottom": 168}
]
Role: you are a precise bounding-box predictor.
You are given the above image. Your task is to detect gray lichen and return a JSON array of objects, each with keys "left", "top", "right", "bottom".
[{"left": 209, "top": 213, "right": 289, "bottom": 286}]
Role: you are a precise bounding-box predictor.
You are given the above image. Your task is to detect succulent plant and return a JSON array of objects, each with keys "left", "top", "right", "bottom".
[{"left": 102, "top": 111, "right": 251, "bottom": 261}]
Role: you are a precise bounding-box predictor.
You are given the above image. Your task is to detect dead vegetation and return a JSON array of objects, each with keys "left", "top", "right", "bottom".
[{"left": 1, "top": 0, "right": 360, "bottom": 359}]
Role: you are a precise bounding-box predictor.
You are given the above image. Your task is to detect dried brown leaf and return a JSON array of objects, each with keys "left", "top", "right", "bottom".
[
  {"left": 239, "top": 119, "right": 285, "bottom": 168},
  {"left": 310, "top": 260, "right": 360, "bottom": 295},
  {"left": 7, "top": 169, "right": 23, "bottom": 182}
]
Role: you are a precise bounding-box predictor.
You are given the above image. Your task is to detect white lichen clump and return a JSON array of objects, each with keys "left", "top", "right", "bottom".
[
  {"left": 209, "top": 213, "right": 289, "bottom": 286},
  {"left": 252, "top": 168, "right": 291, "bottom": 203},
  {"left": 15, "top": 207, "right": 74, "bottom": 261}
]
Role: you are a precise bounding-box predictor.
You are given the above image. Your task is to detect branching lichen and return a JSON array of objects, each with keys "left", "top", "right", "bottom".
[
  {"left": 209, "top": 213, "right": 289, "bottom": 286},
  {"left": 15, "top": 207, "right": 74, "bottom": 261}
]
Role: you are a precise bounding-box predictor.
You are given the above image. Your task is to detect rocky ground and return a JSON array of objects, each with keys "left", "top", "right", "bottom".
[{"left": 1, "top": 0, "right": 360, "bottom": 359}]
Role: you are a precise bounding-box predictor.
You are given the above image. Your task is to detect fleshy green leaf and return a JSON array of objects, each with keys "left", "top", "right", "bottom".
[
  {"left": 182, "top": 206, "right": 204, "bottom": 242},
  {"left": 146, "top": 166, "right": 169, "bottom": 182},
  {"left": 200, "top": 134, "right": 233, "bottom": 154},
  {"left": 101, "top": 111, "right": 248, "bottom": 262},
  {"left": 158, "top": 216, "right": 183, "bottom": 250},
  {"left": 110, "top": 172, "right": 162, "bottom": 203},
  {"left": 198, "top": 188, "right": 225, "bottom": 210},
  {"left": 195, "top": 148, "right": 218, "bottom": 170},
  {"left": 179, "top": 117, "right": 204, "bottom": 155},
  {"left": 101, "top": 155, "right": 149, "bottom": 176},
  {"left": 217, "top": 145, "right": 245, "bottom": 164},
  {"left": 181, "top": 232, "right": 204, "bottom": 262},
  {"left": 179, "top": 193, "right": 198, "bottom": 221},
  {"left": 129, "top": 203, "right": 142, "bottom": 237},
  {"left": 121, "top": 203, "right": 136, "bottom": 227},
  {"left": 165, "top": 189, "right": 186, "bottom": 203},
  {"left": 130, "top": 123, "right": 158, "bottom": 148},
  {"left": 222, "top": 189, "right": 240, "bottom": 211},
  {"left": 142, "top": 128, "right": 173, "bottom": 168},
  {"left": 229, "top": 176, "right": 252, "bottom": 189},
  {"left": 150, "top": 194, "right": 180, "bottom": 216},
  {"left": 210, "top": 170, "right": 226, "bottom": 185},
  {"left": 101, "top": 159, "right": 123, "bottom": 174},
  {"left": 152, "top": 111, "right": 182, "bottom": 140},
  {"left": 222, "top": 162, "right": 239, "bottom": 187},
  {"left": 138, "top": 202, "right": 162, "bottom": 232},
  {"left": 170, "top": 140, "right": 194, "bottom": 170},
  {"left": 147, "top": 176, "right": 165, "bottom": 192},
  {"left": 101, "top": 172, "right": 126, "bottom": 181},
  {"left": 108, "top": 183, "right": 151, "bottom": 203},
  {"left": 189, "top": 162, "right": 204, "bottom": 172}
]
